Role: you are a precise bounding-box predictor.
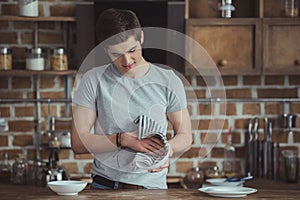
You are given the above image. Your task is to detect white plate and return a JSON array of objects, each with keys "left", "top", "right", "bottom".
[
  {"left": 198, "top": 186, "right": 257, "bottom": 198},
  {"left": 205, "top": 178, "right": 244, "bottom": 186},
  {"left": 48, "top": 180, "right": 87, "bottom": 196}
]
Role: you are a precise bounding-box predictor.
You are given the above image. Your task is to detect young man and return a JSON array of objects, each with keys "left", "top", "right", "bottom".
[{"left": 71, "top": 8, "right": 192, "bottom": 189}]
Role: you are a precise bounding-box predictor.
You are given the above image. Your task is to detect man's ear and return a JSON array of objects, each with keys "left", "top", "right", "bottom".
[{"left": 140, "top": 31, "right": 144, "bottom": 45}]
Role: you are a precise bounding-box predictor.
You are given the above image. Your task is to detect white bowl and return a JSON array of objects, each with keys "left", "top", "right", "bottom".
[
  {"left": 48, "top": 180, "right": 87, "bottom": 196},
  {"left": 205, "top": 178, "right": 244, "bottom": 187}
]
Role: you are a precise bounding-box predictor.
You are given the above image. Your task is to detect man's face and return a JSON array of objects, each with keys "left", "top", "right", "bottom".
[{"left": 106, "top": 36, "right": 144, "bottom": 75}]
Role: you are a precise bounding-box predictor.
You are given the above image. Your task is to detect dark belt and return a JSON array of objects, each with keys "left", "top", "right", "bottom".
[{"left": 93, "top": 175, "right": 144, "bottom": 189}]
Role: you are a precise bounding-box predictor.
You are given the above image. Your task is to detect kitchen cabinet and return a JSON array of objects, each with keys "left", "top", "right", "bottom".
[
  {"left": 263, "top": 18, "right": 300, "bottom": 74},
  {"left": 185, "top": 0, "right": 300, "bottom": 75},
  {"left": 185, "top": 18, "right": 261, "bottom": 75}
]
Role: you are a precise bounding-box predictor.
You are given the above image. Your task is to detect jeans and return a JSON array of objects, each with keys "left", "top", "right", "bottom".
[{"left": 90, "top": 181, "right": 119, "bottom": 189}]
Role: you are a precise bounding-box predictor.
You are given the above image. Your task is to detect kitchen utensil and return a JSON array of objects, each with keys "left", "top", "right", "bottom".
[
  {"left": 252, "top": 118, "right": 259, "bottom": 177},
  {"left": 246, "top": 119, "right": 254, "bottom": 175}
]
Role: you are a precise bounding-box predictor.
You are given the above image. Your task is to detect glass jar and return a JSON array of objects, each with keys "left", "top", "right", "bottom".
[
  {"left": 60, "top": 131, "right": 71, "bottom": 148},
  {"left": 205, "top": 166, "right": 224, "bottom": 179},
  {"left": 283, "top": 0, "right": 299, "bottom": 17},
  {"left": 185, "top": 167, "right": 204, "bottom": 188},
  {"left": 0, "top": 152, "right": 12, "bottom": 183},
  {"left": 26, "top": 48, "right": 45, "bottom": 70},
  {"left": 11, "top": 154, "right": 28, "bottom": 185},
  {"left": 0, "top": 48, "right": 12, "bottom": 70},
  {"left": 51, "top": 48, "right": 68, "bottom": 71},
  {"left": 18, "top": 0, "right": 39, "bottom": 17}
]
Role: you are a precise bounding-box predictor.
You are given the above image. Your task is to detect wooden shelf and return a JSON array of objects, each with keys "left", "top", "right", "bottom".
[
  {"left": 0, "top": 70, "right": 77, "bottom": 76},
  {"left": 0, "top": 15, "right": 76, "bottom": 22}
]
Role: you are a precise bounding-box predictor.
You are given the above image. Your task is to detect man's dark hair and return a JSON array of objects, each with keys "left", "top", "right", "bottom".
[{"left": 96, "top": 8, "right": 142, "bottom": 46}]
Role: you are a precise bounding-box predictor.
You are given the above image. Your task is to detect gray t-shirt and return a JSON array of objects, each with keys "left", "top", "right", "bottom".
[{"left": 73, "top": 63, "right": 187, "bottom": 189}]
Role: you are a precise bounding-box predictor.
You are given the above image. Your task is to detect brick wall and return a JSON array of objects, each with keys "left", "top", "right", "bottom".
[{"left": 1, "top": 1, "right": 300, "bottom": 180}]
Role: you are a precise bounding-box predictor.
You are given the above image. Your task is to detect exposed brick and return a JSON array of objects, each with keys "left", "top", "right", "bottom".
[
  {"left": 198, "top": 104, "right": 212, "bottom": 115},
  {"left": 289, "top": 75, "right": 300, "bottom": 85},
  {"left": 175, "top": 161, "right": 193, "bottom": 173},
  {"left": 1, "top": 4, "right": 18, "bottom": 15},
  {"left": 257, "top": 88, "right": 298, "bottom": 98},
  {"left": 221, "top": 131, "right": 241, "bottom": 144},
  {"left": 187, "top": 104, "right": 193, "bottom": 116},
  {"left": 221, "top": 76, "right": 238, "bottom": 86},
  {"left": 272, "top": 130, "right": 288, "bottom": 143},
  {"left": 0, "top": 21, "right": 9, "bottom": 30},
  {"left": 222, "top": 103, "right": 237, "bottom": 116},
  {"left": 12, "top": 134, "right": 33, "bottom": 146},
  {"left": 11, "top": 47, "right": 27, "bottom": 60},
  {"left": 197, "top": 76, "right": 216, "bottom": 87},
  {"left": 61, "top": 162, "right": 78, "bottom": 174},
  {"left": 40, "top": 77, "right": 55, "bottom": 89},
  {"left": 0, "top": 91, "right": 23, "bottom": 99},
  {"left": 74, "top": 153, "right": 94, "bottom": 160},
  {"left": 265, "top": 75, "right": 285, "bottom": 85},
  {"left": 181, "top": 147, "right": 201, "bottom": 158},
  {"left": 243, "top": 75, "right": 261, "bottom": 85},
  {"left": 41, "top": 105, "right": 57, "bottom": 118},
  {"left": 0, "top": 107, "right": 10, "bottom": 117},
  {"left": 265, "top": 103, "right": 283, "bottom": 115},
  {"left": 38, "top": 22, "right": 56, "bottom": 30},
  {"left": 0, "top": 32, "right": 18, "bottom": 44},
  {"left": 0, "top": 136, "right": 8, "bottom": 146},
  {"left": 183, "top": 75, "right": 192, "bottom": 86},
  {"left": 186, "top": 89, "right": 205, "bottom": 99},
  {"left": 291, "top": 103, "right": 300, "bottom": 113},
  {"left": 39, "top": 32, "right": 64, "bottom": 44},
  {"left": 15, "top": 106, "right": 35, "bottom": 117},
  {"left": 8, "top": 120, "right": 35, "bottom": 132},
  {"left": 243, "top": 103, "right": 261, "bottom": 115},
  {"left": 84, "top": 162, "right": 93, "bottom": 174},
  {"left": 12, "top": 77, "right": 31, "bottom": 89},
  {"left": 200, "top": 132, "right": 220, "bottom": 144},
  {"left": 212, "top": 146, "right": 244, "bottom": 159},
  {"left": 60, "top": 105, "right": 73, "bottom": 117},
  {"left": 50, "top": 4, "right": 76, "bottom": 16},
  {"left": 13, "top": 21, "right": 32, "bottom": 29},
  {"left": 192, "top": 119, "right": 228, "bottom": 130},
  {"left": 40, "top": 91, "right": 65, "bottom": 99},
  {"left": 293, "top": 131, "right": 300, "bottom": 143},
  {"left": 1, "top": 149, "right": 23, "bottom": 160},
  {"left": 39, "top": 149, "right": 70, "bottom": 160},
  {"left": 225, "top": 89, "right": 252, "bottom": 98},
  {"left": 0, "top": 76, "right": 9, "bottom": 88},
  {"left": 198, "top": 161, "right": 218, "bottom": 170},
  {"left": 234, "top": 118, "right": 250, "bottom": 129}
]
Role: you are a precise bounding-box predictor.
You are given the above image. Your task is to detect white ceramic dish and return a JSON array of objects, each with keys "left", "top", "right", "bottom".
[
  {"left": 205, "top": 178, "right": 244, "bottom": 186},
  {"left": 198, "top": 186, "right": 257, "bottom": 198},
  {"left": 47, "top": 180, "right": 87, "bottom": 196}
]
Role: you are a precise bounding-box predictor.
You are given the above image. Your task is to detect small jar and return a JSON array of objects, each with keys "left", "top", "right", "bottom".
[
  {"left": 0, "top": 48, "right": 12, "bottom": 70},
  {"left": 60, "top": 131, "right": 71, "bottom": 148},
  {"left": 205, "top": 166, "right": 224, "bottom": 179},
  {"left": 185, "top": 167, "right": 204, "bottom": 188},
  {"left": 283, "top": 0, "right": 299, "bottom": 17},
  {"left": 18, "top": 0, "right": 39, "bottom": 17},
  {"left": 11, "top": 154, "right": 28, "bottom": 185},
  {"left": 51, "top": 48, "right": 68, "bottom": 71},
  {"left": 26, "top": 48, "right": 45, "bottom": 71}
]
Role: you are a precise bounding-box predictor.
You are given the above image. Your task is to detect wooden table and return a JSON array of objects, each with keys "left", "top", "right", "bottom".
[{"left": 1, "top": 179, "right": 299, "bottom": 199}]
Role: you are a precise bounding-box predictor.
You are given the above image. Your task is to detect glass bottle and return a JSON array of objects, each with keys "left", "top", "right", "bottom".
[
  {"left": 0, "top": 152, "right": 12, "bottom": 183},
  {"left": 205, "top": 166, "right": 224, "bottom": 179},
  {"left": 224, "top": 127, "right": 236, "bottom": 177},
  {"left": 11, "top": 154, "right": 28, "bottom": 184}
]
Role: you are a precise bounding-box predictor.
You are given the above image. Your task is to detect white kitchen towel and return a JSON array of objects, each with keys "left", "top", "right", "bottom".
[{"left": 133, "top": 115, "right": 170, "bottom": 170}]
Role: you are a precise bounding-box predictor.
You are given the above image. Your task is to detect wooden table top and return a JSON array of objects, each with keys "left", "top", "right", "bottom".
[{"left": 1, "top": 179, "right": 299, "bottom": 200}]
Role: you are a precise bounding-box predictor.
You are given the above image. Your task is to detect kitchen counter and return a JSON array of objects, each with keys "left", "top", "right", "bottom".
[{"left": 1, "top": 179, "right": 300, "bottom": 199}]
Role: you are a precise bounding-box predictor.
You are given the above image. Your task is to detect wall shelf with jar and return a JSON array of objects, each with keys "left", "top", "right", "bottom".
[{"left": 185, "top": 0, "right": 300, "bottom": 75}]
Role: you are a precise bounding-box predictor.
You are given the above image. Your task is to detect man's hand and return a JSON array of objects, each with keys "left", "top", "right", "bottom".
[{"left": 122, "top": 132, "right": 165, "bottom": 155}]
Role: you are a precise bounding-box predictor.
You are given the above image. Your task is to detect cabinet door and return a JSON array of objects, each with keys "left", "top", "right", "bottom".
[
  {"left": 263, "top": 19, "right": 300, "bottom": 74},
  {"left": 185, "top": 19, "right": 261, "bottom": 75}
]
